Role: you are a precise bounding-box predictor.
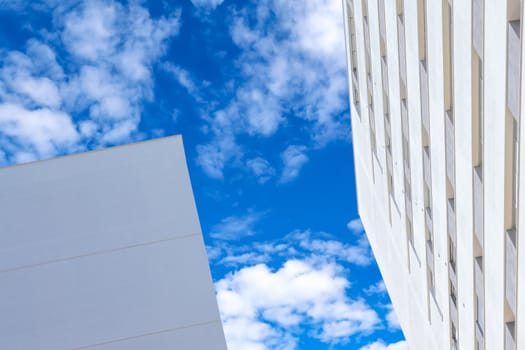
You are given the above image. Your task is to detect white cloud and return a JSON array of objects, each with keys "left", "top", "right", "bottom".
[
  {"left": 0, "top": 46, "right": 62, "bottom": 109},
  {"left": 295, "top": 231, "right": 372, "bottom": 266},
  {"left": 11, "top": 76, "right": 61, "bottom": 108},
  {"left": 237, "top": 88, "right": 284, "bottom": 137},
  {"left": 190, "top": 0, "right": 224, "bottom": 10},
  {"left": 364, "top": 280, "right": 387, "bottom": 295},
  {"left": 196, "top": 132, "right": 242, "bottom": 179},
  {"left": 246, "top": 157, "right": 275, "bottom": 184},
  {"left": 0, "top": 0, "right": 180, "bottom": 164},
  {"left": 61, "top": 1, "right": 180, "bottom": 140},
  {"left": 210, "top": 211, "right": 264, "bottom": 240},
  {"left": 229, "top": 0, "right": 350, "bottom": 145},
  {"left": 62, "top": 0, "right": 120, "bottom": 62},
  {"left": 220, "top": 252, "right": 270, "bottom": 266},
  {"left": 347, "top": 218, "right": 365, "bottom": 234},
  {"left": 359, "top": 340, "right": 408, "bottom": 350},
  {"left": 196, "top": 0, "right": 350, "bottom": 179},
  {"left": 386, "top": 305, "right": 401, "bottom": 330},
  {"left": 279, "top": 145, "right": 309, "bottom": 184},
  {"left": 209, "top": 229, "right": 372, "bottom": 269},
  {"left": 163, "top": 63, "right": 203, "bottom": 101},
  {"left": 216, "top": 259, "right": 380, "bottom": 350},
  {"left": 0, "top": 103, "right": 79, "bottom": 159},
  {"left": 209, "top": 229, "right": 393, "bottom": 348}
]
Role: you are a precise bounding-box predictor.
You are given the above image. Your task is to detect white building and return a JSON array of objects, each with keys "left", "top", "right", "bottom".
[
  {"left": 343, "top": 0, "right": 523, "bottom": 349},
  {"left": 0, "top": 136, "right": 227, "bottom": 350}
]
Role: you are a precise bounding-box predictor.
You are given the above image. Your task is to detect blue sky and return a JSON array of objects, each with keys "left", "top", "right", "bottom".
[{"left": 0, "top": 0, "right": 406, "bottom": 349}]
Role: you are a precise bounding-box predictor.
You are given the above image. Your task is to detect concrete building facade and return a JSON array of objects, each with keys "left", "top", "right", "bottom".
[
  {"left": 343, "top": 0, "right": 524, "bottom": 349},
  {"left": 0, "top": 136, "right": 227, "bottom": 350}
]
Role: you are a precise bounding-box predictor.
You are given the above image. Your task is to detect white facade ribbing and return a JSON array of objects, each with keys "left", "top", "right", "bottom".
[{"left": 344, "top": 0, "right": 524, "bottom": 349}]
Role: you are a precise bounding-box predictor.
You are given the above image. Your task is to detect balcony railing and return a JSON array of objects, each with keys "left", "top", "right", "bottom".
[
  {"left": 352, "top": 68, "right": 359, "bottom": 91},
  {"left": 473, "top": 0, "right": 483, "bottom": 58},
  {"left": 473, "top": 166, "right": 484, "bottom": 247},
  {"left": 385, "top": 114, "right": 391, "bottom": 142},
  {"left": 505, "top": 321, "right": 516, "bottom": 350},
  {"left": 447, "top": 198, "right": 456, "bottom": 245},
  {"left": 450, "top": 294, "right": 459, "bottom": 331},
  {"left": 397, "top": 16, "right": 407, "bottom": 88},
  {"left": 381, "top": 57, "right": 389, "bottom": 95},
  {"left": 348, "top": 0, "right": 354, "bottom": 12},
  {"left": 476, "top": 320, "right": 485, "bottom": 350},
  {"left": 364, "top": 20, "right": 370, "bottom": 55},
  {"left": 426, "top": 239, "right": 434, "bottom": 271},
  {"left": 474, "top": 257, "right": 485, "bottom": 347},
  {"left": 474, "top": 256, "right": 484, "bottom": 304},
  {"left": 420, "top": 62, "right": 430, "bottom": 134},
  {"left": 445, "top": 110, "right": 455, "bottom": 188},
  {"left": 369, "top": 107, "right": 375, "bottom": 132},
  {"left": 366, "top": 50, "right": 371, "bottom": 74},
  {"left": 449, "top": 261, "right": 457, "bottom": 289},
  {"left": 386, "top": 146, "right": 393, "bottom": 175},
  {"left": 425, "top": 206, "right": 433, "bottom": 235},
  {"left": 507, "top": 20, "right": 521, "bottom": 120},
  {"left": 404, "top": 165, "right": 410, "bottom": 194},
  {"left": 367, "top": 73, "right": 373, "bottom": 96},
  {"left": 401, "top": 100, "right": 409, "bottom": 139},
  {"left": 423, "top": 146, "right": 431, "bottom": 188},
  {"left": 506, "top": 228, "right": 517, "bottom": 315},
  {"left": 379, "top": 0, "right": 386, "bottom": 41},
  {"left": 351, "top": 38, "right": 357, "bottom": 62},
  {"left": 405, "top": 190, "right": 413, "bottom": 218}
]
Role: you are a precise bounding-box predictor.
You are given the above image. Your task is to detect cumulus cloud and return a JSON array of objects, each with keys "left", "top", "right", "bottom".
[
  {"left": 209, "top": 229, "right": 372, "bottom": 269},
  {"left": 295, "top": 230, "right": 372, "bottom": 266},
  {"left": 216, "top": 259, "right": 380, "bottom": 350},
  {"left": 190, "top": 0, "right": 224, "bottom": 10},
  {"left": 385, "top": 305, "right": 401, "bottom": 330},
  {"left": 209, "top": 226, "right": 402, "bottom": 349},
  {"left": 0, "top": 42, "right": 63, "bottom": 109},
  {"left": 0, "top": 0, "right": 179, "bottom": 164},
  {"left": 228, "top": 0, "right": 349, "bottom": 145},
  {"left": 61, "top": 1, "right": 179, "bottom": 140},
  {"left": 196, "top": 119, "right": 242, "bottom": 179},
  {"left": 0, "top": 103, "right": 79, "bottom": 160},
  {"left": 163, "top": 63, "right": 203, "bottom": 102},
  {"left": 364, "top": 280, "right": 387, "bottom": 295},
  {"left": 210, "top": 211, "right": 264, "bottom": 240},
  {"left": 279, "top": 145, "right": 309, "bottom": 184},
  {"left": 359, "top": 340, "right": 408, "bottom": 350},
  {"left": 196, "top": 0, "right": 350, "bottom": 179},
  {"left": 347, "top": 218, "right": 365, "bottom": 234},
  {"left": 246, "top": 156, "right": 276, "bottom": 184}
]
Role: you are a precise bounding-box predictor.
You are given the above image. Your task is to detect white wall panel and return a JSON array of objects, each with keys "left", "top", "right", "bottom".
[{"left": 0, "top": 136, "right": 227, "bottom": 350}]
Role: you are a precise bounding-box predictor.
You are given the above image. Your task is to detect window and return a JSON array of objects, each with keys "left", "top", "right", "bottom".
[
  {"left": 449, "top": 239, "right": 457, "bottom": 271},
  {"left": 443, "top": 2, "right": 454, "bottom": 111},
  {"left": 476, "top": 293, "right": 484, "bottom": 332}
]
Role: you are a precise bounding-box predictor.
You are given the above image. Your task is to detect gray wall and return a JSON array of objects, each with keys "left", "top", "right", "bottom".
[{"left": 0, "top": 136, "right": 227, "bottom": 350}]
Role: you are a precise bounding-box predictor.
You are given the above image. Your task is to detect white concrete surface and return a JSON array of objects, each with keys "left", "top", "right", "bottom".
[
  {"left": 0, "top": 136, "right": 227, "bottom": 350},
  {"left": 344, "top": 0, "right": 524, "bottom": 349}
]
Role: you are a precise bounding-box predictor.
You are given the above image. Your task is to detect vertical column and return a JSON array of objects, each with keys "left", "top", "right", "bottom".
[
  {"left": 418, "top": 0, "right": 437, "bottom": 313},
  {"left": 398, "top": 0, "right": 417, "bottom": 269},
  {"left": 345, "top": 0, "right": 362, "bottom": 118},
  {"left": 472, "top": 0, "right": 485, "bottom": 348},
  {"left": 504, "top": 2, "right": 521, "bottom": 349},
  {"left": 378, "top": 0, "right": 395, "bottom": 223},
  {"left": 363, "top": 0, "right": 377, "bottom": 182},
  {"left": 443, "top": 0, "right": 459, "bottom": 348},
  {"left": 362, "top": 1, "right": 377, "bottom": 157}
]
